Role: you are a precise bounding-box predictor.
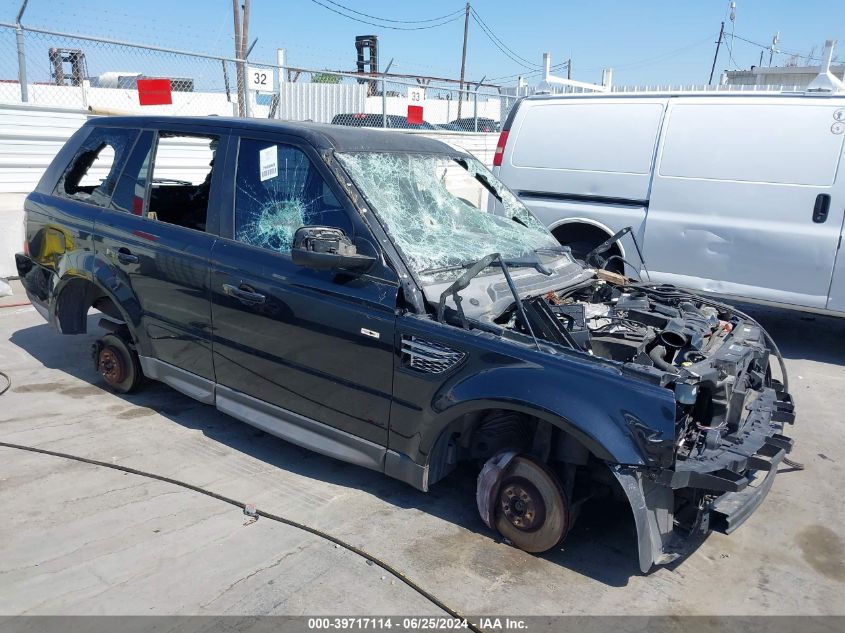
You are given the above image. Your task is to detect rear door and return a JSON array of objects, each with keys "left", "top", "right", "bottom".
[
  {"left": 645, "top": 97, "right": 845, "bottom": 309},
  {"left": 210, "top": 133, "right": 398, "bottom": 449},
  {"left": 94, "top": 125, "right": 227, "bottom": 390}
]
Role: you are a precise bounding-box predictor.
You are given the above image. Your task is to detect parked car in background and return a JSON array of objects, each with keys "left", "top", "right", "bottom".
[
  {"left": 17, "top": 116, "right": 795, "bottom": 573},
  {"left": 331, "top": 113, "right": 440, "bottom": 130},
  {"left": 494, "top": 91, "right": 845, "bottom": 316},
  {"left": 447, "top": 117, "right": 500, "bottom": 132}
]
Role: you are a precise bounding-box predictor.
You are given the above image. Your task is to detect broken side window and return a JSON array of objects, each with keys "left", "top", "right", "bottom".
[
  {"left": 147, "top": 132, "right": 218, "bottom": 233},
  {"left": 56, "top": 127, "right": 139, "bottom": 208},
  {"left": 234, "top": 139, "right": 350, "bottom": 254}
]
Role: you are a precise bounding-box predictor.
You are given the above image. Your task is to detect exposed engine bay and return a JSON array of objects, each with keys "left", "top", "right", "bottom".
[
  {"left": 427, "top": 255, "right": 794, "bottom": 468},
  {"left": 499, "top": 275, "right": 789, "bottom": 463}
]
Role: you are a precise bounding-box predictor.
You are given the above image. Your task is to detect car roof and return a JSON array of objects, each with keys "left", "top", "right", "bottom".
[{"left": 87, "top": 116, "right": 464, "bottom": 155}]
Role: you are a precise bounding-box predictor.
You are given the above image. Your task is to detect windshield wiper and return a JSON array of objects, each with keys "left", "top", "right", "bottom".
[
  {"left": 422, "top": 255, "right": 555, "bottom": 277},
  {"left": 437, "top": 252, "right": 542, "bottom": 351}
]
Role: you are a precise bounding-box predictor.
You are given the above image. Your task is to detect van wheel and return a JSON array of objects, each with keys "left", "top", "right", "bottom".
[
  {"left": 493, "top": 455, "right": 570, "bottom": 553},
  {"left": 96, "top": 334, "right": 142, "bottom": 394}
]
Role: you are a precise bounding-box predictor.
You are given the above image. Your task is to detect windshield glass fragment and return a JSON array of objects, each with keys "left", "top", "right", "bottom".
[{"left": 337, "top": 152, "right": 560, "bottom": 281}]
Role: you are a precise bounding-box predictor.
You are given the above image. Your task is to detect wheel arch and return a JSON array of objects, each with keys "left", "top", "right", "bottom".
[
  {"left": 423, "top": 399, "right": 618, "bottom": 488},
  {"left": 549, "top": 218, "right": 626, "bottom": 259},
  {"left": 53, "top": 274, "right": 137, "bottom": 339}
]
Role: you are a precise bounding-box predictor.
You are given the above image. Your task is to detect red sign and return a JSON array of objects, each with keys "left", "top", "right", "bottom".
[
  {"left": 137, "top": 78, "right": 172, "bottom": 106},
  {"left": 406, "top": 105, "right": 423, "bottom": 125}
]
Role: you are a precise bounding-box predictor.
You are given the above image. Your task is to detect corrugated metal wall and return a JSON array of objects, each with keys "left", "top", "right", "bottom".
[
  {"left": 277, "top": 83, "right": 367, "bottom": 123},
  {"left": 0, "top": 105, "right": 90, "bottom": 194}
]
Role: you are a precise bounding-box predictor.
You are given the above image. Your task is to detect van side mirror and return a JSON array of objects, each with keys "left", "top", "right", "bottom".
[{"left": 291, "top": 226, "right": 376, "bottom": 273}]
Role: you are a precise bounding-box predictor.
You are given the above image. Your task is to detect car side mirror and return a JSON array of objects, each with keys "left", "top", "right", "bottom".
[{"left": 291, "top": 226, "right": 376, "bottom": 273}]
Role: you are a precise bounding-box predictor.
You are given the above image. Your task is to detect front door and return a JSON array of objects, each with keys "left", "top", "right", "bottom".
[
  {"left": 210, "top": 135, "right": 398, "bottom": 447},
  {"left": 644, "top": 98, "right": 845, "bottom": 309}
]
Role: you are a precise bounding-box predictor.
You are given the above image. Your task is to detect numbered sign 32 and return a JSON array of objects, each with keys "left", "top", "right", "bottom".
[{"left": 247, "top": 66, "right": 273, "bottom": 92}]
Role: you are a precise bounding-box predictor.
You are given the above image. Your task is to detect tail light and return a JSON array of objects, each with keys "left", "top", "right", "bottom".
[{"left": 493, "top": 130, "right": 509, "bottom": 167}]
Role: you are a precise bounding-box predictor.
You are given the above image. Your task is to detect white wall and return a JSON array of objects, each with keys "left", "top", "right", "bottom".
[{"left": 0, "top": 104, "right": 497, "bottom": 278}]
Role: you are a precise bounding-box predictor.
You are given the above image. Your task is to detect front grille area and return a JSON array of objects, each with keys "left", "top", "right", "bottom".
[{"left": 401, "top": 335, "right": 465, "bottom": 374}]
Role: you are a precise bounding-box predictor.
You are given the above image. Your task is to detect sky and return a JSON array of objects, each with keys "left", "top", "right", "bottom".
[{"left": 4, "top": 0, "right": 844, "bottom": 87}]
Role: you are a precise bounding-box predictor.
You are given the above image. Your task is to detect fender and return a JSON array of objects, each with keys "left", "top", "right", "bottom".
[{"left": 419, "top": 353, "right": 677, "bottom": 470}]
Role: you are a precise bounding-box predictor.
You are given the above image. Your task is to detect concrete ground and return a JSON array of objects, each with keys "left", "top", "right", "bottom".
[{"left": 0, "top": 278, "right": 843, "bottom": 616}]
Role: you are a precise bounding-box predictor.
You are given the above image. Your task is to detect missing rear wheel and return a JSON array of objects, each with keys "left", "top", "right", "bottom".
[{"left": 96, "top": 333, "right": 142, "bottom": 394}]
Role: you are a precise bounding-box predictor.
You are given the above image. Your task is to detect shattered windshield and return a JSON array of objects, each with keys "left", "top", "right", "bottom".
[{"left": 336, "top": 152, "right": 560, "bottom": 282}]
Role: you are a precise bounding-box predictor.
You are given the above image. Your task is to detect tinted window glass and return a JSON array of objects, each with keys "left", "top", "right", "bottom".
[
  {"left": 234, "top": 139, "right": 350, "bottom": 254},
  {"left": 56, "top": 127, "right": 139, "bottom": 207}
]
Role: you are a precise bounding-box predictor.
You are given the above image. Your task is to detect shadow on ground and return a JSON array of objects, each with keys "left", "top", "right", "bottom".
[
  {"left": 10, "top": 313, "right": 752, "bottom": 587},
  {"left": 724, "top": 301, "right": 845, "bottom": 366}
]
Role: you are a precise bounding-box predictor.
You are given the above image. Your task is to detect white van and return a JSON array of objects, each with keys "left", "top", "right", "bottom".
[{"left": 493, "top": 91, "right": 845, "bottom": 315}]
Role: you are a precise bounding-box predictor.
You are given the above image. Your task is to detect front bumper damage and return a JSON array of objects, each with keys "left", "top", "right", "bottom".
[{"left": 613, "top": 385, "right": 795, "bottom": 573}]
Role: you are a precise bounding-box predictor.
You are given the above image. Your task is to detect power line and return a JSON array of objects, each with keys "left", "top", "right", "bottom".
[
  {"left": 489, "top": 61, "right": 569, "bottom": 83},
  {"left": 316, "top": 0, "right": 464, "bottom": 24},
  {"left": 469, "top": 8, "right": 537, "bottom": 68},
  {"left": 729, "top": 32, "right": 825, "bottom": 62},
  {"left": 307, "top": 0, "right": 463, "bottom": 31}
]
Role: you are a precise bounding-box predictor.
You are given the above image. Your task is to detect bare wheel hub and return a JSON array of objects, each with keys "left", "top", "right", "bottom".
[
  {"left": 499, "top": 477, "right": 546, "bottom": 531},
  {"left": 98, "top": 346, "right": 126, "bottom": 385}
]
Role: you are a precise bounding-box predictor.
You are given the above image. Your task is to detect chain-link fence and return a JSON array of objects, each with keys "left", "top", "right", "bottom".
[{"left": 0, "top": 22, "right": 514, "bottom": 132}]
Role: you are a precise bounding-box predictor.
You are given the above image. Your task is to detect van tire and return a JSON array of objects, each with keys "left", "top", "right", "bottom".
[{"left": 96, "top": 334, "right": 142, "bottom": 394}]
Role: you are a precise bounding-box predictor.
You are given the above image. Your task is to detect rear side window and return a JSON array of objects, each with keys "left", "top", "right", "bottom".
[
  {"left": 659, "top": 103, "right": 845, "bottom": 186},
  {"left": 512, "top": 102, "right": 664, "bottom": 174},
  {"left": 233, "top": 138, "right": 350, "bottom": 254},
  {"left": 55, "top": 127, "right": 138, "bottom": 207}
]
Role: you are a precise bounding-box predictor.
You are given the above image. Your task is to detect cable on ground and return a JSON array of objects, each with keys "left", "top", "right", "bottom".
[{"left": 0, "top": 437, "right": 482, "bottom": 632}]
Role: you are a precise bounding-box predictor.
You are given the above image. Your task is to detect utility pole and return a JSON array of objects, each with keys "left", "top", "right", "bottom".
[
  {"left": 232, "top": 0, "right": 250, "bottom": 117},
  {"left": 769, "top": 32, "right": 780, "bottom": 66},
  {"left": 457, "top": 2, "right": 470, "bottom": 118},
  {"left": 708, "top": 21, "right": 725, "bottom": 85}
]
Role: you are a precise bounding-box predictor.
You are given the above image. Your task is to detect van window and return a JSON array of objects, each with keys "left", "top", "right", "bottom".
[
  {"left": 659, "top": 103, "right": 845, "bottom": 186},
  {"left": 512, "top": 102, "right": 664, "bottom": 174},
  {"left": 56, "top": 127, "right": 139, "bottom": 207}
]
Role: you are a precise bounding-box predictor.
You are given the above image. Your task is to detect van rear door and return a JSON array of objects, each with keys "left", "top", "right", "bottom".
[{"left": 645, "top": 97, "right": 845, "bottom": 309}]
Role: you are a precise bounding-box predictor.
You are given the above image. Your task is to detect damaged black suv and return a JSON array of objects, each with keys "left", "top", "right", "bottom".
[{"left": 16, "top": 117, "right": 795, "bottom": 572}]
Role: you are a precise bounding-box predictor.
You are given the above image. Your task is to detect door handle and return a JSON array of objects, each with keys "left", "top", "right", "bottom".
[
  {"left": 222, "top": 283, "right": 266, "bottom": 305},
  {"left": 106, "top": 247, "right": 139, "bottom": 265},
  {"left": 813, "top": 194, "right": 831, "bottom": 223}
]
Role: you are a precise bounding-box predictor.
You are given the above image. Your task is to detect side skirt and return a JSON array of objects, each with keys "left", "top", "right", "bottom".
[
  {"left": 215, "top": 384, "right": 386, "bottom": 472},
  {"left": 137, "top": 356, "right": 429, "bottom": 489}
]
